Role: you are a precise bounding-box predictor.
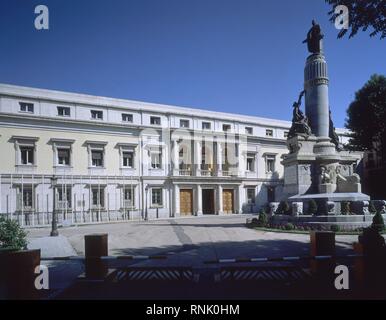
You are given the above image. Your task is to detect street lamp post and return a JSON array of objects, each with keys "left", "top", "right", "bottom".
[
  {"left": 50, "top": 175, "right": 59, "bottom": 237},
  {"left": 145, "top": 185, "right": 149, "bottom": 221}
]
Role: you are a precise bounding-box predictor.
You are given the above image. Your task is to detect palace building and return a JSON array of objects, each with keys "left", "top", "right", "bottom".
[{"left": 0, "top": 83, "right": 350, "bottom": 227}]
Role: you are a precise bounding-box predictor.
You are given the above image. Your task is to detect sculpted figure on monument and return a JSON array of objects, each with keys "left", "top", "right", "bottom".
[
  {"left": 320, "top": 166, "right": 331, "bottom": 184},
  {"left": 287, "top": 90, "right": 312, "bottom": 139},
  {"left": 303, "top": 20, "right": 324, "bottom": 54},
  {"left": 329, "top": 109, "right": 343, "bottom": 150}
]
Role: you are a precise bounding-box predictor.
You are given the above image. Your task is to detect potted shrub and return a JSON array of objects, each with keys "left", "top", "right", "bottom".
[
  {"left": 284, "top": 223, "right": 295, "bottom": 231},
  {"left": 0, "top": 216, "right": 41, "bottom": 299},
  {"left": 257, "top": 208, "right": 268, "bottom": 227}
]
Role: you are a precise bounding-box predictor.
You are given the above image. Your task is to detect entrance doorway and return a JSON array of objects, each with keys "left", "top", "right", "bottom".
[
  {"left": 222, "top": 189, "right": 234, "bottom": 214},
  {"left": 180, "top": 189, "right": 193, "bottom": 216},
  {"left": 202, "top": 189, "right": 215, "bottom": 214}
]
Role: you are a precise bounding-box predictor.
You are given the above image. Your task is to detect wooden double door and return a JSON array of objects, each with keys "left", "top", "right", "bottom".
[
  {"left": 180, "top": 189, "right": 193, "bottom": 216},
  {"left": 222, "top": 189, "right": 234, "bottom": 214}
]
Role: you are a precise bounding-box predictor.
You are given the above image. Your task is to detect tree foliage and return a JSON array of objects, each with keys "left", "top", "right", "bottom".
[
  {"left": 0, "top": 216, "right": 28, "bottom": 250},
  {"left": 345, "top": 74, "right": 386, "bottom": 152},
  {"left": 372, "top": 211, "right": 385, "bottom": 232},
  {"left": 277, "top": 201, "right": 290, "bottom": 215},
  {"left": 257, "top": 208, "right": 268, "bottom": 227},
  {"left": 325, "top": 0, "right": 386, "bottom": 39}
]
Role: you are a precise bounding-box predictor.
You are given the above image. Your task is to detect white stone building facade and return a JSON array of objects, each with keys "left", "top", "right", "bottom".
[{"left": 0, "top": 84, "right": 350, "bottom": 227}]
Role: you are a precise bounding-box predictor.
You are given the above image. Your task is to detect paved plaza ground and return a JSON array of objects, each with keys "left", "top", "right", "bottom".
[
  {"left": 24, "top": 215, "right": 374, "bottom": 299},
  {"left": 27, "top": 214, "right": 360, "bottom": 263}
]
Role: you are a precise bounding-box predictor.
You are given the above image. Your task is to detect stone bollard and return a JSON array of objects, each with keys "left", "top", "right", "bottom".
[
  {"left": 353, "top": 242, "right": 365, "bottom": 288},
  {"left": 310, "top": 231, "right": 336, "bottom": 282},
  {"left": 0, "top": 249, "right": 41, "bottom": 299},
  {"left": 84, "top": 234, "right": 108, "bottom": 279}
]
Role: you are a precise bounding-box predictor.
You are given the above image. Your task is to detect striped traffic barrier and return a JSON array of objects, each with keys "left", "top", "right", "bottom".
[
  {"left": 41, "top": 254, "right": 168, "bottom": 261},
  {"left": 215, "top": 266, "right": 310, "bottom": 282},
  {"left": 204, "top": 254, "right": 362, "bottom": 264},
  {"left": 113, "top": 267, "right": 196, "bottom": 282}
]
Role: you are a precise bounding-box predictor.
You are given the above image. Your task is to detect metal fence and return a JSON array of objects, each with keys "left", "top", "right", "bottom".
[{"left": 0, "top": 173, "right": 142, "bottom": 227}]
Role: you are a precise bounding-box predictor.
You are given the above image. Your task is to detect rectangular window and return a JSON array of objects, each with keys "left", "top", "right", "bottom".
[
  {"left": 245, "top": 127, "right": 253, "bottom": 135},
  {"left": 22, "top": 188, "right": 33, "bottom": 209},
  {"left": 20, "top": 146, "right": 34, "bottom": 165},
  {"left": 247, "top": 188, "right": 255, "bottom": 204},
  {"left": 202, "top": 122, "right": 211, "bottom": 130},
  {"left": 151, "top": 152, "right": 161, "bottom": 169},
  {"left": 265, "top": 155, "right": 276, "bottom": 173},
  {"left": 57, "top": 187, "right": 72, "bottom": 209},
  {"left": 122, "top": 151, "right": 134, "bottom": 168},
  {"left": 122, "top": 113, "right": 133, "bottom": 123},
  {"left": 91, "top": 150, "right": 104, "bottom": 167},
  {"left": 246, "top": 154, "right": 255, "bottom": 172},
  {"left": 284, "top": 131, "right": 289, "bottom": 138},
  {"left": 180, "top": 119, "right": 190, "bottom": 128},
  {"left": 223, "top": 124, "right": 231, "bottom": 132},
  {"left": 151, "top": 188, "right": 163, "bottom": 206},
  {"left": 150, "top": 116, "right": 161, "bottom": 125},
  {"left": 57, "top": 106, "right": 70, "bottom": 117},
  {"left": 92, "top": 188, "right": 104, "bottom": 207},
  {"left": 91, "top": 110, "right": 103, "bottom": 120},
  {"left": 57, "top": 148, "right": 70, "bottom": 166},
  {"left": 266, "top": 129, "right": 273, "bottom": 137},
  {"left": 19, "top": 102, "right": 34, "bottom": 113},
  {"left": 123, "top": 187, "right": 134, "bottom": 207}
]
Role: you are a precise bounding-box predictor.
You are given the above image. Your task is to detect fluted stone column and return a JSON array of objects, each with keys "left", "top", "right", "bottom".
[{"left": 304, "top": 53, "right": 329, "bottom": 138}]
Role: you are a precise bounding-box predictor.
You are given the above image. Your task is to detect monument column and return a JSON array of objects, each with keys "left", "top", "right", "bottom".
[{"left": 304, "top": 53, "right": 329, "bottom": 138}]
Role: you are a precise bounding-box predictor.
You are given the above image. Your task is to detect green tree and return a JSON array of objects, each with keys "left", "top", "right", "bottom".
[
  {"left": 277, "top": 201, "right": 290, "bottom": 215},
  {"left": 372, "top": 211, "right": 385, "bottom": 232},
  {"left": 345, "top": 74, "right": 386, "bottom": 152},
  {"left": 325, "top": 0, "right": 386, "bottom": 39},
  {"left": 369, "top": 201, "right": 377, "bottom": 214},
  {"left": 0, "top": 216, "right": 28, "bottom": 250}
]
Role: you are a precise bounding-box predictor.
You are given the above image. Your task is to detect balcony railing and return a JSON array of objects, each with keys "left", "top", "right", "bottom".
[
  {"left": 179, "top": 169, "right": 192, "bottom": 176},
  {"left": 200, "top": 164, "right": 214, "bottom": 176},
  {"left": 222, "top": 170, "right": 231, "bottom": 176},
  {"left": 201, "top": 170, "right": 214, "bottom": 176}
]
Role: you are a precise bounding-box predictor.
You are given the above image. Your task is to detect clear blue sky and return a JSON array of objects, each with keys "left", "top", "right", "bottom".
[{"left": 0, "top": 0, "right": 385, "bottom": 128}]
